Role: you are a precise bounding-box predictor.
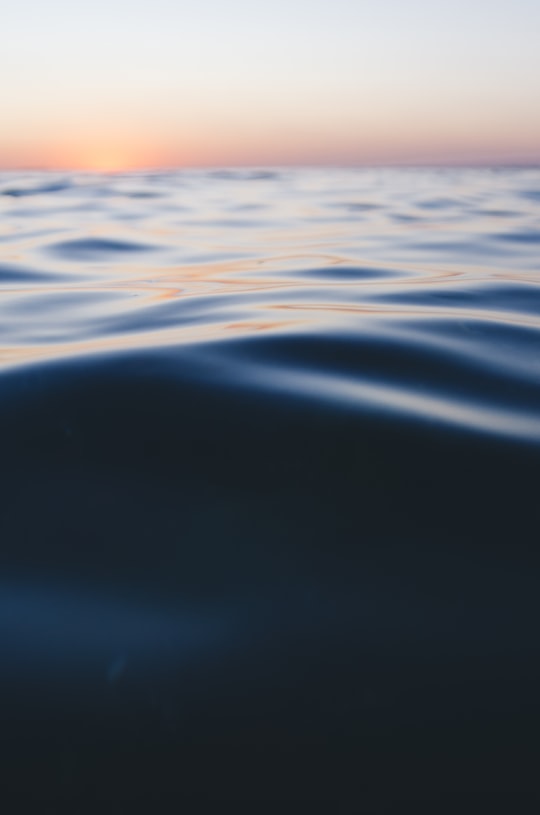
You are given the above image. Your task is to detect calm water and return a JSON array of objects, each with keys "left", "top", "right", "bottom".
[{"left": 1, "top": 168, "right": 540, "bottom": 805}]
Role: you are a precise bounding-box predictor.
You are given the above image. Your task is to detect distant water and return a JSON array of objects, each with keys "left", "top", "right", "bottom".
[{"left": 1, "top": 168, "right": 540, "bottom": 806}]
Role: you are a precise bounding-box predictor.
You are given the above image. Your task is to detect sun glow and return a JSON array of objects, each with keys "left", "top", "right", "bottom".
[
  {"left": 40, "top": 136, "right": 169, "bottom": 173},
  {"left": 82, "top": 149, "right": 134, "bottom": 173},
  {"left": 66, "top": 145, "right": 152, "bottom": 173}
]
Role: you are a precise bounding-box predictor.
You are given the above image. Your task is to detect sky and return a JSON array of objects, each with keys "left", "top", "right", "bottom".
[{"left": 1, "top": 0, "right": 539, "bottom": 170}]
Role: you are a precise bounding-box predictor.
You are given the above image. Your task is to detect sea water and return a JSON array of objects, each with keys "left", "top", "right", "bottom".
[{"left": 1, "top": 167, "right": 539, "bottom": 805}]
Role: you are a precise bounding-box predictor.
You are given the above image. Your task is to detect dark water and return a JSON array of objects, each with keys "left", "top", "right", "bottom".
[{"left": 1, "top": 168, "right": 540, "bottom": 806}]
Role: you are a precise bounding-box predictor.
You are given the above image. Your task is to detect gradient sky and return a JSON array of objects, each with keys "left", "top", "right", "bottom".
[{"left": 2, "top": 0, "right": 540, "bottom": 169}]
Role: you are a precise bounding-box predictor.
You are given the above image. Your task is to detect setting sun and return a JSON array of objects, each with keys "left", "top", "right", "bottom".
[
  {"left": 50, "top": 139, "right": 163, "bottom": 172},
  {"left": 81, "top": 149, "right": 134, "bottom": 173}
]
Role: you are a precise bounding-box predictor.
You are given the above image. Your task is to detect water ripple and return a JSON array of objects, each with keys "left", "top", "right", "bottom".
[
  {"left": 48, "top": 236, "right": 159, "bottom": 260},
  {"left": 3, "top": 172, "right": 540, "bottom": 803},
  {"left": 1, "top": 168, "right": 539, "bottom": 443}
]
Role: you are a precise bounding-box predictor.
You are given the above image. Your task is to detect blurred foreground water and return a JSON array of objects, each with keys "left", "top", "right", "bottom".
[{"left": 1, "top": 168, "right": 540, "bottom": 806}]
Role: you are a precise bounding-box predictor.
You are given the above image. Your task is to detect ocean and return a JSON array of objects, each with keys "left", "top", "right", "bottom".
[{"left": 1, "top": 167, "right": 539, "bottom": 806}]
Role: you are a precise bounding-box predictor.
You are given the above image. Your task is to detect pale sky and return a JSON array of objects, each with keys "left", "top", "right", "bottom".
[{"left": 1, "top": 0, "right": 539, "bottom": 169}]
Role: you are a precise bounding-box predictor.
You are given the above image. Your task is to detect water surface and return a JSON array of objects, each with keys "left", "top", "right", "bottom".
[{"left": 1, "top": 168, "right": 540, "bottom": 806}]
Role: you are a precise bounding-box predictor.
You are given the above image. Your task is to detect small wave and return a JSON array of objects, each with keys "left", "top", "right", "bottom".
[
  {"left": 374, "top": 280, "right": 540, "bottom": 317},
  {"left": 495, "top": 229, "right": 540, "bottom": 244},
  {"left": 520, "top": 189, "right": 540, "bottom": 202},
  {"left": 48, "top": 236, "right": 158, "bottom": 260},
  {"left": 1, "top": 181, "right": 71, "bottom": 197},
  {"left": 297, "top": 264, "right": 398, "bottom": 280},
  {"left": 208, "top": 169, "right": 280, "bottom": 181},
  {"left": 416, "top": 197, "right": 459, "bottom": 210},
  {"left": 0, "top": 262, "right": 61, "bottom": 285}
]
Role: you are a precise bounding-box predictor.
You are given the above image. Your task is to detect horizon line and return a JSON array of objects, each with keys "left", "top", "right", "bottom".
[{"left": 2, "top": 160, "right": 540, "bottom": 174}]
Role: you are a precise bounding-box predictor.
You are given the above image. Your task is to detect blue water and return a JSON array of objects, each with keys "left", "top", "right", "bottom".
[{"left": 1, "top": 168, "right": 540, "bottom": 805}]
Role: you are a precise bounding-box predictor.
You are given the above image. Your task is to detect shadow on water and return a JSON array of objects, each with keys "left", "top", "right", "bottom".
[{"left": 2, "top": 350, "right": 540, "bottom": 805}]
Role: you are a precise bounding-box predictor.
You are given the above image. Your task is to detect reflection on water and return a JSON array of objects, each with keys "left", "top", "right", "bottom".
[
  {"left": 1, "top": 168, "right": 540, "bottom": 805},
  {"left": 1, "top": 167, "right": 540, "bottom": 440}
]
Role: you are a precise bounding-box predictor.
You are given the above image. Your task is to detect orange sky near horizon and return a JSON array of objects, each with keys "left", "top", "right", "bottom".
[{"left": 2, "top": 0, "right": 539, "bottom": 171}]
